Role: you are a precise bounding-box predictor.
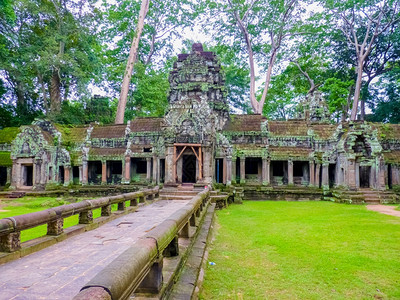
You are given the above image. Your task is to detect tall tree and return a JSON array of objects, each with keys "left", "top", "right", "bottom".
[
  {"left": 206, "top": 0, "right": 304, "bottom": 114},
  {"left": 115, "top": 0, "right": 150, "bottom": 124},
  {"left": 325, "top": 0, "right": 400, "bottom": 120}
]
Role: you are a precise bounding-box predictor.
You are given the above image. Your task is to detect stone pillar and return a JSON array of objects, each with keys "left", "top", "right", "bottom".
[
  {"left": 232, "top": 158, "right": 237, "bottom": 184},
  {"left": 378, "top": 159, "right": 386, "bottom": 190},
  {"left": 392, "top": 165, "right": 400, "bottom": 185},
  {"left": 137, "top": 256, "right": 163, "bottom": 294},
  {"left": 288, "top": 159, "right": 293, "bottom": 185},
  {"left": 309, "top": 161, "right": 315, "bottom": 186},
  {"left": 6, "top": 166, "right": 11, "bottom": 185},
  {"left": 47, "top": 218, "right": 64, "bottom": 236},
  {"left": 82, "top": 161, "right": 88, "bottom": 185},
  {"left": 315, "top": 163, "right": 321, "bottom": 188},
  {"left": 64, "top": 165, "right": 70, "bottom": 185},
  {"left": 152, "top": 156, "right": 158, "bottom": 184},
  {"left": 262, "top": 158, "right": 270, "bottom": 185},
  {"left": 101, "top": 161, "right": 107, "bottom": 184},
  {"left": 222, "top": 158, "right": 227, "bottom": 184},
  {"left": 165, "top": 146, "right": 174, "bottom": 183},
  {"left": 240, "top": 157, "right": 245, "bottom": 183},
  {"left": 124, "top": 156, "right": 131, "bottom": 184},
  {"left": 203, "top": 147, "right": 213, "bottom": 184},
  {"left": 146, "top": 157, "right": 152, "bottom": 181},
  {"left": 163, "top": 236, "right": 179, "bottom": 257},
  {"left": 34, "top": 160, "right": 41, "bottom": 185},
  {"left": 322, "top": 163, "right": 329, "bottom": 189},
  {"left": 347, "top": 159, "right": 356, "bottom": 189},
  {"left": 226, "top": 157, "right": 232, "bottom": 185},
  {"left": 79, "top": 166, "right": 83, "bottom": 184}
]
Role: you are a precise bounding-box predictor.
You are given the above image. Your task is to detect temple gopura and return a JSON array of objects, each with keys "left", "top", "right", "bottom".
[{"left": 1, "top": 44, "right": 400, "bottom": 198}]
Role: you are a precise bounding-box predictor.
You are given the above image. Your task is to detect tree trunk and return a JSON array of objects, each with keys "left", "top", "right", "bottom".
[
  {"left": 115, "top": 0, "right": 150, "bottom": 124},
  {"left": 49, "top": 69, "right": 62, "bottom": 115},
  {"left": 38, "top": 72, "right": 48, "bottom": 114},
  {"left": 256, "top": 50, "right": 277, "bottom": 114},
  {"left": 15, "top": 81, "right": 25, "bottom": 114},
  {"left": 350, "top": 57, "right": 364, "bottom": 121}
]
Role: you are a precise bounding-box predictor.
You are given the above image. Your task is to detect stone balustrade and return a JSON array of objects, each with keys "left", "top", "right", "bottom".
[
  {"left": 73, "top": 187, "right": 210, "bottom": 300},
  {"left": 0, "top": 187, "right": 159, "bottom": 253}
]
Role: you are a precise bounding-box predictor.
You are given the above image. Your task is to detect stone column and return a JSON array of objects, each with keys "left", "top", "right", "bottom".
[
  {"left": 226, "top": 157, "right": 232, "bottom": 185},
  {"left": 124, "top": 156, "right": 131, "bottom": 184},
  {"left": 101, "top": 161, "right": 107, "bottom": 184},
  {"left": 378, "top": 159, "right": 386, "bottom": 190},
  {"left": 203, "top": 147, "right": 213, "bottom": 184},
  {"left": 392, "top": 165, "right": 400, "bottom": 185},
  {"left": 262, "top": 158, "right": 270, "bottom": 185},
  {"left": 64, "top": 165, "right": 70, "bottom": 185},
  {"left": 79, "top": 166, "right": 83, "bottom": 184},
  {"left": 315, "top": 163, "right": 321, "bottom": 188},
  {"left": 322, "top": 163, "right": 329, "bottom": 189},
  {"left": 309, "top": 161, "right": 315, "bottom": 186},
  {"left": 232, "top": 158, "right": 237, "bottom": 184},
  {"left": 222, "top": 158, "right": 227, "bottom": 184},
  {"left": 6, "top": 166, "right": 11, "bottom": 185},
  {"left": 240, "top": 157, "right": 245, "bottom": 183},
  {"left": 348, "top": 159, "right": 356, "bottom": 189},
  {"left": 288, "top": 159, "right": 293, "bottom": 185},
  {"left": 165, "top": 146, "right": 174, "bottom": 183},
  {"left": 146, "top": 157, "right": 152, "bottom": 181},
  {"left": 82, "top": 160, "right": 88, "bottom": 185},
  {"left": 34, "top": 159, "right": 41, "bottom": 185},
  {"left": 152, "top": 156, "right": 158, "bottom": 184}
]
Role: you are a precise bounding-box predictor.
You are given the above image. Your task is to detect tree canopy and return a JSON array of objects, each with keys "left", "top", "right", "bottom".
[{"left": 0, "top": 0, "right": 399, "bottom": 127}]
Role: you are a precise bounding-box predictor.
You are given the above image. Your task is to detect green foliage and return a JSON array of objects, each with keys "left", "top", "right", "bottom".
[
  {"left": 202, "top": 201, "right": 400, "bottom": 299},
  {"left": 0, "top": 151, "right": 12, "bottom": 166},
  {"left": 0, "top": 127, "right": 19, "bottom": 143}
]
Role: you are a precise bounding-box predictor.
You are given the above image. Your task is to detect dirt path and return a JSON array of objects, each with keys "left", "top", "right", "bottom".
[{"left": 366, "top": 205, "right": 400, "bottom": 217}]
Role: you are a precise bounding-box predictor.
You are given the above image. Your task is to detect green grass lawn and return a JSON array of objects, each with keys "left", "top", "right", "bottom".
[
  {"left": 0, "top": 196, "right": 112, "bottom": 242},
  {"left": 201, "top": 201, "right": 400, "bottom": 299}
]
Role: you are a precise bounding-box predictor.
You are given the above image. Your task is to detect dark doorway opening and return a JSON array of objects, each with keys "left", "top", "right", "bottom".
[
  {"left": 329, "top": 164, "right": 336, "bottom": 188},
  {"left": 272, "top": 161, "right": 285, "bottom": 176},
  {"left": 215, "top": 159, "right": 223, "bottom": 183},
  {"left": 59, "top": 166, "right": 65, "bottom": 184},
  {"left": 360, "top": 166, "right": 370, "bottom": 188},
  {"left": 88, "top": 161, "right": 102, "bottom": 184},
  {"left": 73, "top": 166, "right": 79, "bottom": 184},
  {"left": 0, "top": 167, "right": 7, "bottom": 186},
  {"left": 236, "top": 158, "right": 241, "bottom": 183},
  {"left": 160, "top": 159, "right": 165, "bottom": 183},
  {"left": 182, "top": 155, "right": 196, "bottom": 183},
  {"left": 107, "top": 161, "right": 122, "bottom": 184},
  {"left": 388, "top": 164, "right": 392, "bottom": 189},
  {"left": 23, "top": 165, "right": 33, "bottom": 186}
]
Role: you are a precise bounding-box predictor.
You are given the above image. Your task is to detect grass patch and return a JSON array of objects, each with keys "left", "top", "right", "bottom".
[
  {"left": 0, "top": 196, "right": 113, "bottom": 242},
  {"left": 201, "top": 201, "right": 400, "bottom": 299}
]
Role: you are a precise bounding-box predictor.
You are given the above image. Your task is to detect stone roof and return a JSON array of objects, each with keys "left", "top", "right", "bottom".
[
  {"left": 269, "top": 146, "right": 311, "bottom": 159},
  {"left": 310, "top": 124, "right": 337, "bottom": 139},
  {"left": 89, "top": 148, "right": 126, "bottom": 157},
  {"left": 372, "top": 123, "right": 400, "bottom": 140},
  {"left": 130, "top": 117, "right": 162, "bottom": 132},
  {"left": 383, "top": 151, "right": 400, "bottom": 164},
  {"left": 223, "top": 114, "right": 266, "bottom": 132},
  {"left": 268, "top": 121, "right": 309, "bottom": 137},
  {"left": 55, "top": 125, "right": 87, "bottom": 145},
  {"left": 91, "top": 124, "right": 126, "bottom": 139}
]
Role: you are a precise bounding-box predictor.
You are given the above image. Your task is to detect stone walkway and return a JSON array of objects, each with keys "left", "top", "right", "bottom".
[
  {"left": 366, "top": 204, "right": 400, "bottom": 217},
  {"left": 0, "top": 200, "right": 189, "bottom": 300}
]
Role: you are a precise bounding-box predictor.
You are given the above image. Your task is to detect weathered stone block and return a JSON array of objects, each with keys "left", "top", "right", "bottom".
[
  {"left": 0, "top": 232, "right": 21, "bottom": 252},
  {"left": 47, "top": 218, "right": 64, "bottom": 236},
  {"left": 101, "top": 205, "right": 111, "bottom": 216},
  {"left": 137, "top": 256, "right": 163, "bottom": 294},
  {"left": 163, "top": 236, "right": 179, "bottom": 257},
  {"left": 79, "top": 210, "right": 93, "bottom": 224},
  {"left": 117, "top": 201, "right": 126, "bottom": 211}
]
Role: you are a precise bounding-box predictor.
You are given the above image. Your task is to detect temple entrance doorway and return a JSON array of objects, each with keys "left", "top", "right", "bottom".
[
  {"left": 173, "top": 143, "right": 202, "bottom": 183},
  {"left": 182, "top": 155, "right": 196, "bottom": 183},
  {"left": 0, "top": 167, "right": 7, "bottom": 186},
  {"left": 388, "top": 164, "right": 392, "bottom": 189},
  {"left": 360, "top": 166, "right": 370, "bottom": 188},
  {"left": 59, "top": 166, "right": 65, "bottom": 184},
  {"left": 215, "top": 158, "right": 224, "bottom": 183},
  {"left": 22, "top": 165, "right": 33, "bottom": 186}
]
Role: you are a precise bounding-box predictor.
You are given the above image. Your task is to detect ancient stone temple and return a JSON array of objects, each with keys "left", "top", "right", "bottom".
[{"left": 1, "top": 43, "right": 400, "bottom": 195}]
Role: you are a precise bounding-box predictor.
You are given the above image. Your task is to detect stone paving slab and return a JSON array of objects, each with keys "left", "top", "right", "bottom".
[{"left": 0, "top": 200, "right": 189, "bottom": 300}]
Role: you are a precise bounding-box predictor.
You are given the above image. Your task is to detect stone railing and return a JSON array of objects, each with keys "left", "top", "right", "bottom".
[
  {"left": 74, "top": 188, "right": 210, "bottom": 300},
  {"left": 0, "top": 187, "right": 159, "bottom": 253}
]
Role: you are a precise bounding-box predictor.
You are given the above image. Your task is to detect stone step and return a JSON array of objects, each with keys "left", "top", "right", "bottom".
[
  {"left": 159, "top": 195, "right": 193, "bottom": 201},
  {"left": 160, "top": 190, "right": 199, "bottom": 196}
]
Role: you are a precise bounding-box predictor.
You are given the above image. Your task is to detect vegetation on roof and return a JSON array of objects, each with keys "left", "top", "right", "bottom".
[
  {"left": 55, "top": 124, "right": 87, "bottom": 147},
  {"left": 0, "top": 151, "right": 12, "bottom": 166},
  {"left": 0, "top": 127, "right": 20, "bottom": 144}
]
